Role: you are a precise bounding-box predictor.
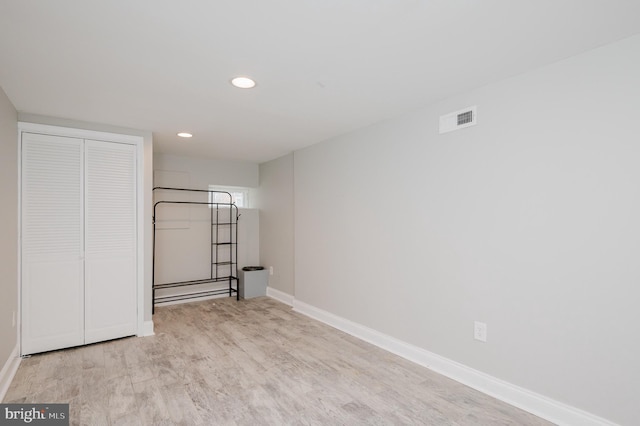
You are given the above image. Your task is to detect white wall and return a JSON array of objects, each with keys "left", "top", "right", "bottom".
[
  {"left": 258, "top": 153, "right": 295, "bottom": 295},
  {"left": 153, "top": 154, "right": 259, "bottom": 301},
  {"left": 0, "top": 86, "right": 18, "bottom": 381},
  {"left": 293, "top": 35, "right": 640, "bottom": 425},
  {"left": 154, "top": 153, "right": 258, "bottom": 193}
]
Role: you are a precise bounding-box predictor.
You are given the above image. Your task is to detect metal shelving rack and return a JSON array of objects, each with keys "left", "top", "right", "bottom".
[{"left": 152, "top": 187, "right": 240, "bottom": 313}]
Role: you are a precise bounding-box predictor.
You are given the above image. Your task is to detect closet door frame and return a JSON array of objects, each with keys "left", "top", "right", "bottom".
[{"left": 18, "top": 122, "right": 146, "bottom": 355}]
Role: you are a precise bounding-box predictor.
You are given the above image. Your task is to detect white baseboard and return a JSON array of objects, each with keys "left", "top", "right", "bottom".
[
  {"left": 292, "top": 298, "right": 616, "bottom": 426},
  {"left": 0, "top": 345, "right": 21, "bottom": 402},
  {"left": 266, "top": 286, "right": 294, "bottom": 306},
  {"left": 139, "top": 320, "right": 155, "bottom": 337}
]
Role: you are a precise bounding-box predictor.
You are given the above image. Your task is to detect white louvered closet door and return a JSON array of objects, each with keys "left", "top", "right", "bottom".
[
  {"left": 84, "top": 140, "right": 137, "bottom": 344},
  {"left": 21, "top": 133, "right": 85, "bottom": 355}
]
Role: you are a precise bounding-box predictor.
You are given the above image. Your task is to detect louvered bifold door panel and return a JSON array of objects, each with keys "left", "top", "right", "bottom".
[
  {"left": 21, "top": 133, "right": 85, "bottom": 355},
  {"left": 84, "top": 140, "right": 137, "bottom": 343}
]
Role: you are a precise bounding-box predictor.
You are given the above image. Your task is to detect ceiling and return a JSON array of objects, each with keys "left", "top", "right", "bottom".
[{"left": 1, "top": 1, "right": 639, "bottom": 163}]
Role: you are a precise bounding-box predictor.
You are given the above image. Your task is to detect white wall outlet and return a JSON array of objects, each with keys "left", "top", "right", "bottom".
[
  {"left": 269, "top": 266, "right": 274, "bottom": 276},
  {"left": 474, "top": 321, "right": 487, "bottom": 342},
  {"left": 12, "top": 311, "right": 16, "bottom": 327}
]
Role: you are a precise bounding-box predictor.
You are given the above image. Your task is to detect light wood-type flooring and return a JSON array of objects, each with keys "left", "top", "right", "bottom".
[{"left": 4, "top": 297, "right": 552, "bottom": 425}]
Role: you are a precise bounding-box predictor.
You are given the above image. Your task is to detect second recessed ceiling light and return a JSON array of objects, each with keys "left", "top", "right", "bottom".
[{"left": 231, "top": 76, "right": 256, "bottom": 89}]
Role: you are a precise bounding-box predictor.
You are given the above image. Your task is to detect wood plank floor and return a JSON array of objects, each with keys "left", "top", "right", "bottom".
[{"left": 4, "top": 297, "right": 552, "bottom": 425}]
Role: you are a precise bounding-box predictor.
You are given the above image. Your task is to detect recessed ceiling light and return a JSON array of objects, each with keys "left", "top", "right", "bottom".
[
  {"left": 230, "top": 76, "right": 256, "bottom": 89},
  {"left": 177, "top": 132, "right": 193, "bottom": 138}
]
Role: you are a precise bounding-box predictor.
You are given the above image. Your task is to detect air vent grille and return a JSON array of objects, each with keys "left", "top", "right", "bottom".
[
  {"left": 439, "top": 106, "right": 477, "bottom": 134},
  {"left": 457, "top": 110, "right": 473, "bottom": 125}
]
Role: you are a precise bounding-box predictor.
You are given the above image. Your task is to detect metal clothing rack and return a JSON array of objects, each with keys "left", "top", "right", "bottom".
[{"left": 152, "top": 187, "right": 240, "bottom": 313}]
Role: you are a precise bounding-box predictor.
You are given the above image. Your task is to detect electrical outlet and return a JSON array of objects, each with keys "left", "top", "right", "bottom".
[
  {"left": 474, "top": 321, "right": 487, "bottom": 342},
  {"left": 12, "top": 311, "right": 16, "bottom": 327},
  {"left": 269, "top": 266, "right": 274, "bottom": 276}
]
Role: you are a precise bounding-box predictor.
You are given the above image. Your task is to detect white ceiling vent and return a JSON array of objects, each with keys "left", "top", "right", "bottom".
[{"left": 439, "top": 106, "right": 477, "bottom": 134}]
